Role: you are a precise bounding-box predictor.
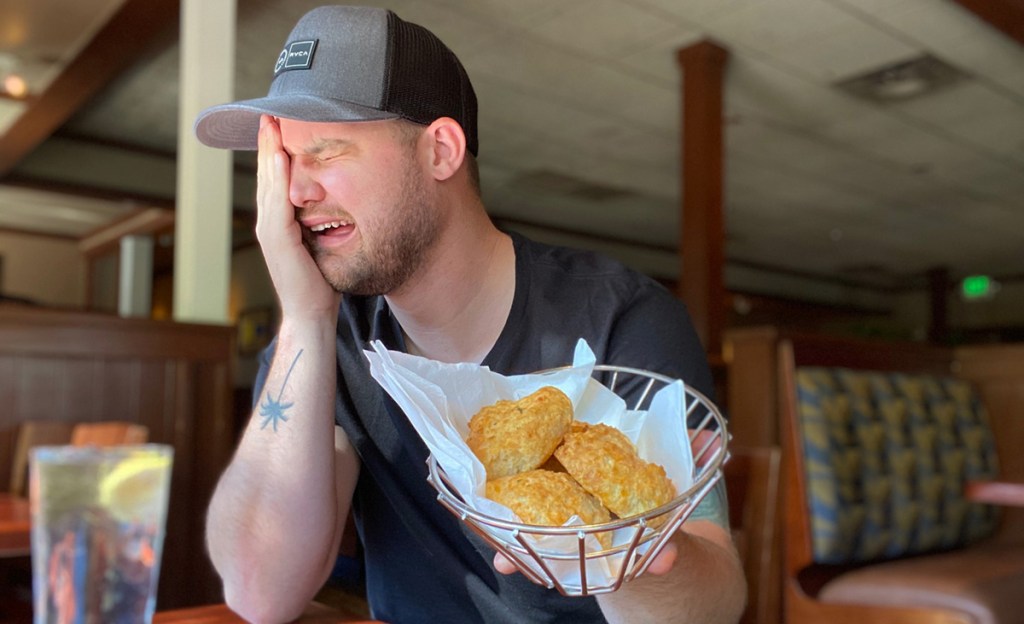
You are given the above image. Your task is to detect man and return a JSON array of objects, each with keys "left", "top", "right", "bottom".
[{"left": 195, "top": 6, "right": 745, "bottom": 623}]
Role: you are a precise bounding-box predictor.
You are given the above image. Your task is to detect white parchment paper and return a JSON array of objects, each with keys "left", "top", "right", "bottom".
[{"left": 364, "top": 339, "right": 695, "bottom": 586}]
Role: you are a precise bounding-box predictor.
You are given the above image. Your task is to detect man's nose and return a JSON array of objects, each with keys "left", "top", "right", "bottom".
[{"left": 288, "top": 162, "right": 326, "bottom": 208}]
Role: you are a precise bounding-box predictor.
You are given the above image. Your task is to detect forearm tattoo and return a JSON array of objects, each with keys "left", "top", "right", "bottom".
[{"left": 259, "top": 349, "right": 303, "bottom": 432}]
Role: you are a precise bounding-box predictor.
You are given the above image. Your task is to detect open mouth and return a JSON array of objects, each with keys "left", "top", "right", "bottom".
[{"left": 308, "top": 219, "right": 354, "bottom": 237}]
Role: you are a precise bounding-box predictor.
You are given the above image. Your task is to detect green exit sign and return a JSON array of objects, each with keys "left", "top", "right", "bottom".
[{"left": 961, "top": 275, "right": 998, "bottom": 300}]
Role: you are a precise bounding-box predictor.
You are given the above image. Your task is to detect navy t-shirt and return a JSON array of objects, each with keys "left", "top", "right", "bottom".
[{"left": 256, "top": 232, "right": 714, "bottom": 623}]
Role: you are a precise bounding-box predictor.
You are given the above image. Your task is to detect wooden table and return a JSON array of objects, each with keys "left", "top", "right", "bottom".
[
  {"left": 154, "top": 602, "right": 381, "bottom": 623},
  {"left": 0, "top": 493, "right": 31, "bottom": 557}
]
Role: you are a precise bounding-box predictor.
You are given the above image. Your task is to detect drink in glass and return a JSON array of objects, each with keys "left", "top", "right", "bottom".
[{"left": 30, "top": 444, "right": 173, "bottom": 624}]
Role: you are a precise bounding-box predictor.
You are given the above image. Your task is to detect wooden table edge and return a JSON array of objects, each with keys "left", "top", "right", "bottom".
[{"left": 154, "top": 602, "right": 381, "bottom": 623}]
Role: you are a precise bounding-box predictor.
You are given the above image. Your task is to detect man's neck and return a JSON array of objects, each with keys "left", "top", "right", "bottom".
[{"left": 386, "top": 215, "right": 515, "bottom": 365}]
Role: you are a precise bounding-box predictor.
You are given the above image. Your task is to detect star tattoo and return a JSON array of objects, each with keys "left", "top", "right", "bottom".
[{"left": 259, "top": 349, "right": 303, "bottom": 432}]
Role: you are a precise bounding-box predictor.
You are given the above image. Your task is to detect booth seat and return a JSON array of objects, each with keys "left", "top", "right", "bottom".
[{"left": 775, "top": 339, "right": 1024, "bottom": 624}]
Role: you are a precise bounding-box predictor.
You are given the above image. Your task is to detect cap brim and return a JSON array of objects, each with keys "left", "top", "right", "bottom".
[{"left": 194, "top": 94, "right": 399, "bottom": 149}]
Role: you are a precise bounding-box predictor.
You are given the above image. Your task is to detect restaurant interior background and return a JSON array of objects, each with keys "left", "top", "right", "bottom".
[
  {"left": 2, "top": 0, "right": 1024, "bottom": 620},
  {"left": 1, "top": 0, "right": 1023, "bottom": 367}
]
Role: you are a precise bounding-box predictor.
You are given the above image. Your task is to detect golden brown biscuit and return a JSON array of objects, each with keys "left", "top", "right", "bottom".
[
  {"left": 467, "top": 386, "right": 573, "bottom": 479},
  {"left": 554, "top": 422, "right": 676, "bottom": 521},
  {"left": 486, "top": 469, "right": 612, "bottom": 547}
]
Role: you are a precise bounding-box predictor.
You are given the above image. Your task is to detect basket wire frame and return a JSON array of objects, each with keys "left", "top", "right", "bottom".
[{"left": 425, "top": 364, "right": 730, "bottom": 596}]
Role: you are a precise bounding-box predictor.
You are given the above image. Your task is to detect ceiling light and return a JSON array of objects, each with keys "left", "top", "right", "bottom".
[
  {"left": 3, "top": 73, "right": 28, "bottom": 98},
  {"left": 834, "top": 55, "right": 967, "bottom": 103}
]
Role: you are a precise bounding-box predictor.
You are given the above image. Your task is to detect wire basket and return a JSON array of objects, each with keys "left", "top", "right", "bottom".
[{"left": 425, "top": 364, "right": 730, "bottom": 597}]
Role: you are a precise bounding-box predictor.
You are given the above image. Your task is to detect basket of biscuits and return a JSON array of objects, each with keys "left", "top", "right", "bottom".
[{"left": 366, "top": 340, "right": 729, "bottom": 596}]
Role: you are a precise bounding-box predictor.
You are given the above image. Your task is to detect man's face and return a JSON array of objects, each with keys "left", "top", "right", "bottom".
[{"left": 278, "top": 118, "right": 441, "bottom": 296}]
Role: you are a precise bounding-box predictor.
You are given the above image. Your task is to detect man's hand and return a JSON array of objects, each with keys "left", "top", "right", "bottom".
[{"left": 256, "top": 114, "right": 340, "bottom": 321}]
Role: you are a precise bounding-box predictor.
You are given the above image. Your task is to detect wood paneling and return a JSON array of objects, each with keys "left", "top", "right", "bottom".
[
  {"left": 955, "top": 343, "right": 1024, "bottom": 537},
  {"left": 725, "top": 327, "right": 954, "bottom": 448},
  {"left": 724, "top": 327, "right": 781, "bottom": 448},
  {"left": 0, "top": 305, "right": 234, "bottom": 608}
]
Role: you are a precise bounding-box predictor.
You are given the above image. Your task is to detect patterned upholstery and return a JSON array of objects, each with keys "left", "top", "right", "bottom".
[{"left": 795, "top": 368, "right": 999, "bottom": 564}]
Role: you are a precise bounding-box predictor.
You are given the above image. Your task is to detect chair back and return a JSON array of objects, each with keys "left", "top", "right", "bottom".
[
  {"left": 724, "top": 446, "right": 781, "bottom": 624},
  {"left": 70, "top": 421, "right": 149, "bottom": 447},
  {"left": 8, "top": 421, "right": 73, "bottom": 496}
]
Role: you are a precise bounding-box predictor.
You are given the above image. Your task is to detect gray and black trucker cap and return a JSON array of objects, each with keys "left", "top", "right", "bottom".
[{"left": 194, "top": 6, "right": 478, "bottom": 155}]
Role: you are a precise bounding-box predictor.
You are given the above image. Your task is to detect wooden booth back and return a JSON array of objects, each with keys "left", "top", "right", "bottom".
[{"left": 0, "top": 305, "right": 236, "bottom": 609}]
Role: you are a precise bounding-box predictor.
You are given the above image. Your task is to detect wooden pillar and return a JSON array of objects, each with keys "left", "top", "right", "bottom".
[
  {"left": 677, "top": 41, "right": 729, "bottom": 359},
  {"left": 174, "top": 0, "right": 236, "bottom": 323}
]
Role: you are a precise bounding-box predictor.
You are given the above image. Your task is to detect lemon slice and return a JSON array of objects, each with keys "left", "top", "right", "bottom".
[{"left": 99, "top": 453, "right": 172, "bottom": 521}]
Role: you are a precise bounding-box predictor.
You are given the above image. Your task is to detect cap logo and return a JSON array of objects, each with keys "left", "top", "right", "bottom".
[{"left": 274, "top": 40, "right": 318, "bottom": 75}]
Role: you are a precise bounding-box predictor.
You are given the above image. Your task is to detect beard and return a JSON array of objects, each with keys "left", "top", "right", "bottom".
[{"left": 304, "top": 155, "right": 442, "bottom": 296}]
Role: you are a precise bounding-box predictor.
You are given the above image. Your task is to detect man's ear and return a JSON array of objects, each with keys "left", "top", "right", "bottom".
[{"left": 424, "top": 117, "right": 466, "bottom": 182}]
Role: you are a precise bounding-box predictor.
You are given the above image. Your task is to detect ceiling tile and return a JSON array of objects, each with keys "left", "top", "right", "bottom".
[
  {"left": 769, "top": 19, "right": 919, "bottom": 82},
  {"left": 474, "top": 75, "right": 621, "bottom": 146},
  {"left": 893, "top": 82, "right": 1020, "bottom": 126},
  {"left": 427, "top": 0, "right": 588, "bottom": 27},
  {"left": 820, "top": 109, "right": 958, "bottom": 168},
  {"left": 385, "top": 1, "right": 505, "bottom": 55},
  {"left": 466, "top": 33, "right": 672, "bottom": 133},
  {"left": 939, "top": 33, "right": 1024, "bottom": 98},
  {"left": 702, "top": 0, "right": 854, "bottom": 56},
  {"left": 617, "top": 28, "right": 706, "bottom": 86},
  {"left": 526, "top": 0, "right": 682, "bottom": 58},
  {"left": 627, "top": 0, "right": 770, "bottom": 24},
  {"left": 726, "top": 55, "right": 866, "bottom": 130},
  {"left": 927, "top": 155, "right": 1024, "bottom": 202},
  {"left": 839, "top": 0, "right": 995, "bottom": 48}
]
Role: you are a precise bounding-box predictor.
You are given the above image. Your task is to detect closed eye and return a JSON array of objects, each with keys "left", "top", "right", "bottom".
[
  {"left": 308, "top": 138, "right": 356, "bottom": 162},
  {"left": 315, "top": 149, "right": 347, "bottom": 162}
]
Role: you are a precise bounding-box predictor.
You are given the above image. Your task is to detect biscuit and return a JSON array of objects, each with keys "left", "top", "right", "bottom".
[
  {"left": 554, "top": 422, "right": 676, "bottom": 521},
  {"left": 486, "top": 469, "right": 612, "bottom": 548},
  {"left": 467, "top": 386, "right": 573, "bottom": 479}
]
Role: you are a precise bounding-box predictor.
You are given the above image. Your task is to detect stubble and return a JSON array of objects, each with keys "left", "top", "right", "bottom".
[{"left": 305, "top": 151, "right": 441, "bottom": 296}]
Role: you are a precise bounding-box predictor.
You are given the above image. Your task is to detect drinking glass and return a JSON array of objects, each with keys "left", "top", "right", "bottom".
[{"left": 30, "top": 444, "right": 173, "bottom": 624}]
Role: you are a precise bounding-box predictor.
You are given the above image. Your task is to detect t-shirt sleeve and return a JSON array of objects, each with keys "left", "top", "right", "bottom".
[{"left": 687, "top": 479, "right": 730, "bottom": 529}]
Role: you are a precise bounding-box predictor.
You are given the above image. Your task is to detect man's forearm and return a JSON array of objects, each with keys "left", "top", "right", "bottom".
[
  {"left": 206, "top": 318, "right": 346, "bottom": 622},
  {"left": 597, "top": 523, "right": 747, "bottom": 624}
]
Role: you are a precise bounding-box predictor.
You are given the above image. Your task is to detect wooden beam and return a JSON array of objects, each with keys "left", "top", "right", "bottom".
[
  {"left": 951, "top": 0, "right": 1024, "bottom": 46},
  {"left": 677, "top": 40, "right": 729, "bottom": 356},
  {"left": 79, "top": 207, "right": 176, "bottom": 257},
  {"left": 0, "top": 0, "right": 180, "bottom": 176}
]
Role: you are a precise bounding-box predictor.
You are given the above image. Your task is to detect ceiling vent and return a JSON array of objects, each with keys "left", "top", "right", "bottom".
[{"left": 834, "top": 54, "right": 968, "bottom": 103}]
